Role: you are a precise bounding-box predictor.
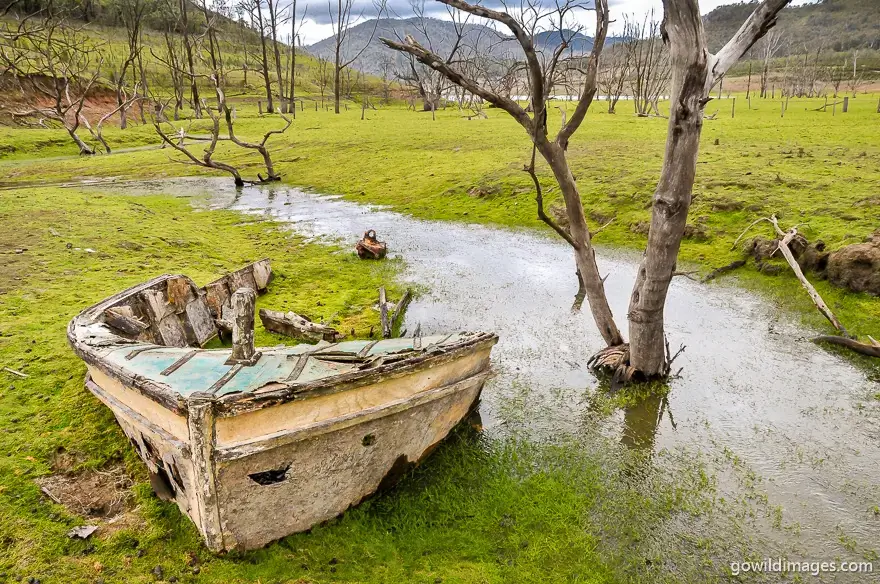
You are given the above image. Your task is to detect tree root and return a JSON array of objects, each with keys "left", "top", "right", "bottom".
[{"left": 588, "top": 338, "right": 685, "bottom": 391}]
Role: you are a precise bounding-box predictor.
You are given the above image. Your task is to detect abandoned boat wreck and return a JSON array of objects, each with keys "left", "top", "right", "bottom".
[{"left": 67, "top": 263, "right": 497, "bottom": 551}]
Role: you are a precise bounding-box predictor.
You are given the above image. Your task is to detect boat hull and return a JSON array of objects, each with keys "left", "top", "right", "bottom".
[{"left": 83, "top": 344, "right": 493, "bottom": 551}]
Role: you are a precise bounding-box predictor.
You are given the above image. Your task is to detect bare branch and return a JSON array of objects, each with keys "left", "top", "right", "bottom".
[{"left": 710, "top": 0, "right": 791, "bottom": 85}]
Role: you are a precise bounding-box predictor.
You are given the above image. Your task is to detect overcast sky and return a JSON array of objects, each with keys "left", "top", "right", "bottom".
[{"left": 295, "top": 0, "right": 815, "bottom": 45}]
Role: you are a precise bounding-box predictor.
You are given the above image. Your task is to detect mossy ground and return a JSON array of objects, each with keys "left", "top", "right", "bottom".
[
  {"left": 0, "top": 91, "right": 878, "bottom": 582},
  {"left": 0, "top": 186, "right": 725, "bottom": 583}
]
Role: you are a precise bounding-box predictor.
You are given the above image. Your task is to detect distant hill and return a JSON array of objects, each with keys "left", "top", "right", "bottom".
[
  {"left": 703, "top": 0, "right": 879, "bottom": 54},
  {"left": 306, "top": 18, "right": 623, "bottom": 76},
  {"left": 310, "top": 0, "right": 878, "bottom": 76}
]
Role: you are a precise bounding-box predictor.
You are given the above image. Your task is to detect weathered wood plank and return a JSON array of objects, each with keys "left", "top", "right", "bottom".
[{"left": 259, "top": 309, "right": 341, "bottom": 343}]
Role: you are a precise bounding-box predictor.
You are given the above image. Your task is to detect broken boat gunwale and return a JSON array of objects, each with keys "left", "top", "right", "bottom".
[{"left": 67, "top": 273, "right": 498, "bottom": 417}]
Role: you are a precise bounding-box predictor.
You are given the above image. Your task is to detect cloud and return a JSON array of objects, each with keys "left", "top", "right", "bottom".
[{"left": 296, "top": 0, "right": 816, "bottom": 45}]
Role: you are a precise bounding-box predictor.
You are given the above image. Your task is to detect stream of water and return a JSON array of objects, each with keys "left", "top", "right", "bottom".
[{"left": 111, "top": 178, "right": 879, "bottom": 581}]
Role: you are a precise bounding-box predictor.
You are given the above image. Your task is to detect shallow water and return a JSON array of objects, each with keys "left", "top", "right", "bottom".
[{"left": 110, "top": 177, "right": 879, "bottom": 580}]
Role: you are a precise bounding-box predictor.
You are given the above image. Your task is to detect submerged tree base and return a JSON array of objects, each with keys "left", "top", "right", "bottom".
[{"left": 588, "top": 339, "right": 685, "bottom": 390}]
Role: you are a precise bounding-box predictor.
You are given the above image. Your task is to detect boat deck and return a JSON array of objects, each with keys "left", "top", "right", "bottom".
[{"left": 98, "top": 334, "right": 479, "bottom": 398}]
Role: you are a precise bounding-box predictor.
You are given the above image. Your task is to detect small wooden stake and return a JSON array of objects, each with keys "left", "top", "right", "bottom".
[
  {"left": 258, "top": 101, "right": 263, "bottom": 115},
  {"left": 842, "top": 97, "right": 849, "bottom": 113},
  {"left": 379, "top": 287, "right": 390, "bottom": 338},
  {"left": 228, "top": 288, "right": 260, "bottom": 365},
  {"left": 731, "top": 97, "right": 735, "bottom": 118}
]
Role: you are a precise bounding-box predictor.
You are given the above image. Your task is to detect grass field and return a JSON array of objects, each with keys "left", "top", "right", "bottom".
[
  {"left": 0, "top": 88, "right": 878, "bottom": 582},
  {"left": 2, "top": 90, "right": 878, "bottom": 342}
]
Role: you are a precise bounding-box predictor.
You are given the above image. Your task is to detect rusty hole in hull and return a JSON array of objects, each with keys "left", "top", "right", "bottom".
[{"left": 249, "top": 464, "right": 291, "bottom": 485}]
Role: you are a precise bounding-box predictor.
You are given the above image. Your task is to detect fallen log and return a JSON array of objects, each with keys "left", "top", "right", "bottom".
[
  {"left": 259, "top": 309, "right": 342, "bottom": 343},
  {"left": 812, "top": 336, "right": 880, "bottom": 359},
  {"left": 701, "top": 259, "right": 747, "bottom": 283}
]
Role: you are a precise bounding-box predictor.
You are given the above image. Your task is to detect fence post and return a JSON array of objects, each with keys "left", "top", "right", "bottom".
[
  {"left": 731, "top": 97, "right": 735, "bottom": 118},
  {"left": 843, "top": 97, "right": 849, "bottom": 113},
  {"left": 258, "top": 101, "right": 262, "bottom": 115}
]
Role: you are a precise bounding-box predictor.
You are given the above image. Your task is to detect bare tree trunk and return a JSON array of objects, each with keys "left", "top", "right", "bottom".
[
  {"left": 540, "top": 141, "right": 625, "bottom": 346},
  {"left": 268, "top": 0, "right": 286, "bottom": 112},
  {"left": 627, "top": 0, "right": 790, "bottom": 375},
  {"left": 334, "top": 30, "right": 342, "bottom": 114},
  {"left": 68, "top": 126, "right": 95, "bottom": 155},
  {"left": 627, "top": 3, "right": 709, "bottom": 375},
  {"left": 179, "top": 0, "right": 200, "bottom": 118},
  {"left": 288, "top": 1, "right": 297, "bottom": 119},
  {"left": 255, "top": 3, "right": 274, "bottom": 113}
]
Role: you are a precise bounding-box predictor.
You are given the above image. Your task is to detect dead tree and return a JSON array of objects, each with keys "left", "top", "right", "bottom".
[
  {"left": 598, "top": 44, "right": 630, "bottom": 113},
  {"left": 152, "top": 11, "right": 291, "bottom": 186},
  {"left": 622, "top": 12, "right": 670, "bottom": 117},
  {"left": 328, "top": 0, "right": 385, "bottom": 113},
  {"left": 109, "top": 0, "right": 148, "bottom": 129},
  {"left": 0, "top": 11, "right": 103, "bottom": 154},
  {"left": 757, "top": 29, "right": 782, "bottom": 98},
  {"left": 287, "top": 0, "right": 306, "bottom": 117},
  {"left": 384, "top": 0, "right": 625, "bottom": 348},
  {"left": 623, "top": 0, "right": 793, "bottom": 376},
  {"left": 177, "top": 0, "right": 201, "bottom": 117},
  {"left": 265, "top": 0, "right": 288, "bottom": 112},
  {"left": 392, "top": 0, "right": 474, "bottom": 115},
  {"left": 80, "top": 89, "right": 141, "bottom": 153},
  {"left": 384, "top": 0, "right": 791, "bottom": 380},
  {"left": 240, "top": 0, "right": 275, "bottom": 113},
  {"left": 313, "top": 56, "right": 332, "bottom": 104},
  {"left": 845, "top": 51, "right": 865, "bottom": 97}
]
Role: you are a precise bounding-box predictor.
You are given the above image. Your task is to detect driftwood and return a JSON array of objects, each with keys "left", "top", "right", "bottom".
[
  {"left": 733, "top": 215, "right": 880, "bottom": 359},
  {"left": 378, "top": 287, "right": 413, "bottom": 338},
  {"left": 813, "top": 336, "right": 880, "bottom": 358},
  {"left": 355, "top": 230, "right": 387, "bottom": 260},
  {"left": 767, "top": 215, "right": 848, "bottom": 336},
  {"left": 259, "top": 309, "right": 342, "bottom": 343}
]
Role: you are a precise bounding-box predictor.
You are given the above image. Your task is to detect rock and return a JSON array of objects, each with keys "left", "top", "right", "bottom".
[
  {"left": 151, "top": 565, "right": 164, "bottom": 580},
  {"left": 66, "top": 525, "right": 98, "bottom": 539},
  {"left": 826, "top": 232, "right": 880, "bottom": 296},
  {"left": 117, "top": 241, "right": 144, "bottom": 251}
]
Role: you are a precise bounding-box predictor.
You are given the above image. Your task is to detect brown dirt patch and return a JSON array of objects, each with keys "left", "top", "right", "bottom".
[{"left": 37, "top": 463, "right": 134, "bottom": 519}]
